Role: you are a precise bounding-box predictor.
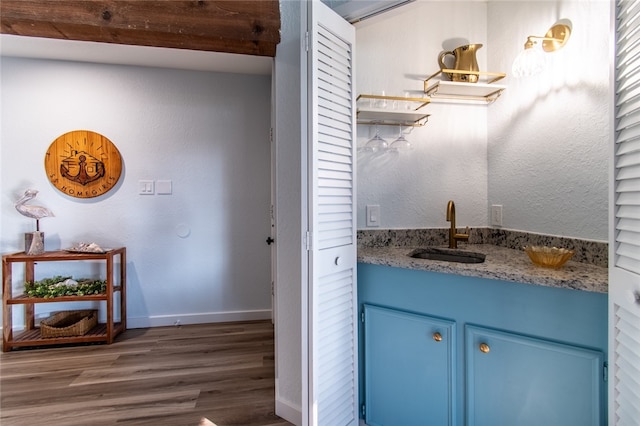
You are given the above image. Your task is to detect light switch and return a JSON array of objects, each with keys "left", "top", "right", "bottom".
[
  {"left": 366, "top": 205, "right": 380, "bottom": 227},
  {"left": 491, "top": 205, "right": 503, "bottom": 226},
  {"left": 156, "top": 180, "right": 172, "bottom": 195},
  {"left": 139, "top": 180, "right": 154, "bottom": 195}
]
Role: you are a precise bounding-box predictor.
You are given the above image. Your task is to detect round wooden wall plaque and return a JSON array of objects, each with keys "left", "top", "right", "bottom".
[{"left": 44, "top": 130, "right": 122, "bottom": 199}]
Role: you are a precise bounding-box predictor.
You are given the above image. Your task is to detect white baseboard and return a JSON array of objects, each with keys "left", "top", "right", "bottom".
[
  {"left": 126, "top": 309, "right": 272, "bottom": 329},
  {"left": 275, "top": 397, "right": 302, "bottom": 426},
  {"left": 0, "top": 310, "right": 272, "bottom": 330}
]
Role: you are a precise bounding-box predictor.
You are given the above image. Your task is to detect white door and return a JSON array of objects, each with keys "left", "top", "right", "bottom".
[
  {"left": 610, "top": 1, "right": 640, "bottom": 424},
  {"left": 305, "top": 2, "right": 358, "bottom": 425}
]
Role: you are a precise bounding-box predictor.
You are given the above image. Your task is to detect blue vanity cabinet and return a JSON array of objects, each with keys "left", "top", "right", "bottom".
[
  {"left": 466, "top": 325, "right": 605, "bottom": 426},
  {"left": 358, "top": 263, "right": 608, "bottom": 426},
  {"left": 363, "top": 304, "right": 456, "bottom": 426}
]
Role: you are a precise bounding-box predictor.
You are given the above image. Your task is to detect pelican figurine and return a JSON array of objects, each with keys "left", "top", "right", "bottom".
[{"left": 15, "top": 189, "right": 54, "bottom": 231}]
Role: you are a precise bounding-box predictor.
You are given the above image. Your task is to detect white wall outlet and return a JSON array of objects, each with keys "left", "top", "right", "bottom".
[
  {"left": 491, "top": 204, "right": 503, "bottom": 226},
  {"left": 366, "top": 204, "right": 381, "bottom": 227},
  {"left": 139, "top": 180, "right": 154, "bottom": 195}
]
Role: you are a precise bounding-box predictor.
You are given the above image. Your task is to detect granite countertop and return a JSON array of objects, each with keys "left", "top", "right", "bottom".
[{"left": 357, "top": 243, "right": 608, "bottom": 294}]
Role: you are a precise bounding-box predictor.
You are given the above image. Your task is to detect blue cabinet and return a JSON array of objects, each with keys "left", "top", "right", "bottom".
[
  {"left": 466, "top": 325, "right": 604, "bottom": 426},
  {"left": 363, "top": 304, "right": 456, "bottom": 426},
  {"left": 358, "top": 263, "right": 608, "bottom": 426}
]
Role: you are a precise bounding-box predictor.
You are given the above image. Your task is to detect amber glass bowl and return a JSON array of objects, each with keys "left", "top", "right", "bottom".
[{"left": 524, "top": 246, "right": 575, "bottom": 268}]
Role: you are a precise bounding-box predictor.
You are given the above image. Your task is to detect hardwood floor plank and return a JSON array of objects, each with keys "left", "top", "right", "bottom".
[
  {"left": 70, "top": 361, "right": 267, "bottom": 386},
  {"left": 1, "top": 388, "right": 200, "bottom": 417},
  {"left": 0, "top": 353, "right": 121, "bottom": 378},
  {"left": 0, "top": 320, "right": 293, "bottom": 426}
]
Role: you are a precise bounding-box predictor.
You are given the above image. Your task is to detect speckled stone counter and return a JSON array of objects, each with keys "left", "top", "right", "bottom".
[{"left": 357, "top": 229, "right": 608, "bottom": 294}]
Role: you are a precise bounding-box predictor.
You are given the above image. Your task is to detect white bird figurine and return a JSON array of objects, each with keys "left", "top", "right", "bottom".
[{"left": 15, "top": 189, "right": 54, "bottom": 231}]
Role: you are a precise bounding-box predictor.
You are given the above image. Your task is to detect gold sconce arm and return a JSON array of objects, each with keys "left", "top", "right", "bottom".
[
  {"left": 523, "top": 36, "right": 559, "bottom": 48},
  {"left": 523, "top": 21, "right": 572, "bottom": 52}
]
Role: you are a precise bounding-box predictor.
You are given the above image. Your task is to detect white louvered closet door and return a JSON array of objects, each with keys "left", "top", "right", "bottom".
[
  {"left": 307, "top": 2, "right": 358, "bottom": 426},
  {"left": 611, "top": 1, "right": 640, "bottom": 425}
]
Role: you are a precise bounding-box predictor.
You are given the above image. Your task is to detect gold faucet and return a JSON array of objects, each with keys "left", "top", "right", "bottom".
[{"left": 446, "top": 200, "right": 469, "bottom": 249}]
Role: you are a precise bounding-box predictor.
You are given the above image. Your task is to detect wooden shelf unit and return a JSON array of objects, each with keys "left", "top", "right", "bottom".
[{"left": 2, "top": 248, "right": 126, "bottom": 352}]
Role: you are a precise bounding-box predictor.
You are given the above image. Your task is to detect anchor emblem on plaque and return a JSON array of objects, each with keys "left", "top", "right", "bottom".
[
  {"left": 60, "top": 151, "right": 106, "bottom": 185},
  {"left": 45, "top": 130, "right": 122, "bottom": 198}
]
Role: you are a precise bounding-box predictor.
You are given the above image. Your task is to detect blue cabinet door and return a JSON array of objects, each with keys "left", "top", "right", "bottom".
[
  {"left": 363, "top": 304, "right": 456, "bottom": 426},
  {"left": 466, "top": 325, "right": 605, "bottom": 426}
]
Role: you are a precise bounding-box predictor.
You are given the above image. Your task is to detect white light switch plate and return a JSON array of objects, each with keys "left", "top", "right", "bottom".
[
  {"left": 156, "top": 180, "right": 172, "bottom": 195},
  {"left": 366, "top": 205, "right": 380, "bottom": 227},
  {"left": 491, "top": 205, "right": 503, "bottom": 226},
  {"left": 139, "top": 180, "right": 154, "bottom": 195}
]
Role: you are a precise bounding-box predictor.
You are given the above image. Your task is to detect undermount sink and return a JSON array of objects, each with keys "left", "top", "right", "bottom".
[{"left": 409, "top": 247, "right": 486, "bottom": 264}]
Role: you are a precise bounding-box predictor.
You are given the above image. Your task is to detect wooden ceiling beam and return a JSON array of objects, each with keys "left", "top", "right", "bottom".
[{"left": 0, "top": 0, "right": 281, "bottom": 57}]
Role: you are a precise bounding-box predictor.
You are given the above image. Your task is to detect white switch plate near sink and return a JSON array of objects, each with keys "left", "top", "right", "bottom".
[
  {"left": 491, "top": 205, "right": 503, "bottom": 226},
  {"left": 366, "top": 204, "right": 380, "bottom": 227}
]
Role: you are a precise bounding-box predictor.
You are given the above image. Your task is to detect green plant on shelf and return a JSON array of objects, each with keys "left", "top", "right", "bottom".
[{"left": 24, "top": 275, "right": 107, "bottom": 298}]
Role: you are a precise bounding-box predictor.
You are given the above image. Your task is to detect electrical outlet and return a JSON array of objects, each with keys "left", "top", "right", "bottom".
[
  {"left": 491, "top": 205, "right": 503, "bottom": 226},
  {"left": 366, "top": 205, "right": 380, "bottom": 227}
]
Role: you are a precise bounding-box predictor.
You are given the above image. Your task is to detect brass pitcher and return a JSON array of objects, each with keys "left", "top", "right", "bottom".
[{"left": 438, "top": 43, "right": 482, "bottom": 83}]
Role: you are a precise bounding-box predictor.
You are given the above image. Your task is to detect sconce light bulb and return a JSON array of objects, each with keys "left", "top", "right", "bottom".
[{"left": 512, "top": 45, "right": 546, "bottom": 77}]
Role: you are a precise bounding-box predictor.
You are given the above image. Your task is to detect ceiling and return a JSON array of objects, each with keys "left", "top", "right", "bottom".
[{"left": 322, "top": 0, "right": 415, "bottom": 23}]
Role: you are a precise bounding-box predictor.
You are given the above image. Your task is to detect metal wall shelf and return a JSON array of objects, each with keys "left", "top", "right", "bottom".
[
  {"left": 356, "top": 70, "right": 506, "bottom": 128},
  {"left": 424, "top": 69, "right": 506, "bottom": 104},
  {"left": 356, "top": 94, "right": 430, "bottom": 127}
]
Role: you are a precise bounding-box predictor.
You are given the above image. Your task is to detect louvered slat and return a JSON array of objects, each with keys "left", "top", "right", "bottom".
[
  {"left": 616, "top": 0, "right": 640, "bottom": 276},
  {"left": 617, "top": 41, "right": 640, "bottom": 68},
  {"left": 613, "top": 3, "right": 640, "bottom": 425},
  {"left": 613, "top": 304, "right": 640, "bottom": 424},
  {"left": 317, "top": 83, "right": 354, "bottom": 251},
  {"left": 316, "top": 269, "right": 355, "bottom": 425},
  {"left": 619, "top": 3, "right": 640, "bottom": 37}
]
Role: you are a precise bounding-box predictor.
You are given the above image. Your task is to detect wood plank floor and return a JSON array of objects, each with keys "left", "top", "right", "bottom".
[{"left": 0, "top": 320, "right": 294, "bottom": 426}]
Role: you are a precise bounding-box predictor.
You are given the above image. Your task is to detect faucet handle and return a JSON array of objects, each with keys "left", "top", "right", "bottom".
[{"left": 455, "top": 226, "right": 470, "bottom": 241}]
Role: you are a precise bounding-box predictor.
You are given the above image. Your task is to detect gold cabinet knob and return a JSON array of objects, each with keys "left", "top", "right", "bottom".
[
  {"left": 479, "top": 343, "right": 490, "bottom": 353},
  {"left": 433, "top": 332, "right": 442, "bottom": 342}
]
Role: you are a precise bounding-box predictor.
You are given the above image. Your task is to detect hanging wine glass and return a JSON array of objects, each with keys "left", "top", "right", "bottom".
[
  {"left": 389, "top": 125, "right": 411, "bottom": 153},
  {"left": 363, "top": 124, "right": 388, "bottom": 153}
]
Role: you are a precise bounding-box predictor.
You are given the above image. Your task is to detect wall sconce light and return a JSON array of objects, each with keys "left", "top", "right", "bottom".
[{"left": 512, "top": 19, "right": 572, "bottom": 77}]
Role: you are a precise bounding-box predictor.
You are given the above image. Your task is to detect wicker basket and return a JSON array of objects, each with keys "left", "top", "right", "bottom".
[{"left": 40, "top": 310, "right": 98, "bottom": 338}]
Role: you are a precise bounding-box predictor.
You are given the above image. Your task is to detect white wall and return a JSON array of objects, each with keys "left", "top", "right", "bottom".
[
  {"left": 356, "top": 1, "right": 489, "bottom": 230},
  {"left": 0, "top": 57, "right": 273, "bottom": 327},
  {"left": 487, "top": 0, "right": 610, "bottom": 241},
  {"left": 355, "top": 0, "right": 610, "bottom": 241}
]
